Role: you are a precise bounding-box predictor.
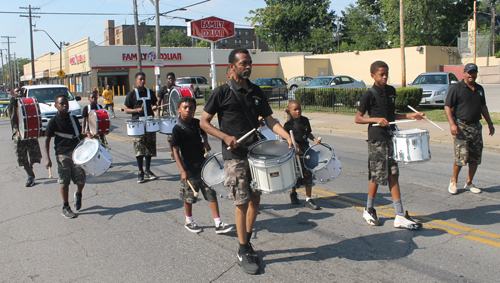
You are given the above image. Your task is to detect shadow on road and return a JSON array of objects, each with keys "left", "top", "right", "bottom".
[{"left": 77, "top": 198, "right": 183, "bottom": 219}]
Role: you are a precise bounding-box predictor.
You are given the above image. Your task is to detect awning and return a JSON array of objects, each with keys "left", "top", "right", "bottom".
[{"left": 35, "top": 69, "right": 50, "bottom": 79}]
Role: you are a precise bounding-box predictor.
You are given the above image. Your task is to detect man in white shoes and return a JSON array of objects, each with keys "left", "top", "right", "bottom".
[{"left": 445, "top": 63, "right": 495, "bottom": 195}]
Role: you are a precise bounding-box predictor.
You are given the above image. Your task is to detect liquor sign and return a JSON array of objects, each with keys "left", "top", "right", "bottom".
[
  {"left": 122, "top": 52, "right": 182, "bottom": 62},
  {"left": 187, "top": 16, "right": 235, "bottom": 42},
  {"left": 69, "top": 54, "right": 86, "bottom": 65}
]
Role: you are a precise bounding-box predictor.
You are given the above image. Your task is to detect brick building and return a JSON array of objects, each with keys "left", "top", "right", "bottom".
[{"left": 104, "top": 20, "right": 269, "bottom": 51}]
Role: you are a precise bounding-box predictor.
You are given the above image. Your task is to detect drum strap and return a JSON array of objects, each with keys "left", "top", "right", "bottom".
[
  {"left": 134, "top": 88, "right": 151, "bottom": 117},
  {"left": 54, "top": 114, "right": 80, "bottom": 140},
  {"left": 229, "top": 86, "right": 260, "bottom": 130}
]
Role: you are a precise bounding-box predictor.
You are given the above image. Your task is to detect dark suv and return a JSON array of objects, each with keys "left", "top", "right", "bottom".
[
  {"left": 251, "top": 77, "right": 288, "bottom": 100},
  {"left": 176, "top": 76, "right": 212, "bottom": 98}
]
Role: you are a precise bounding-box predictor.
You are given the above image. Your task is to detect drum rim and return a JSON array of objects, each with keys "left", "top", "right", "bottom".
[
  {"left": 303, "top": 143, "right": 334, "bottom": 171},
  {"left": 89, "top": 109, "right": 111, "bottom": 135},
  {"left": 201, "top": 152, "right": 226, "bottom": 187},
  {"left": 247, "top": 139, "right": 294, "bottom": 166},
  {"left": 72, "top": 139, "right": 101, "bottom": 164}
]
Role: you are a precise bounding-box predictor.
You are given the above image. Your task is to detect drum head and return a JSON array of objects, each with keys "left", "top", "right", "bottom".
[
  {"left": 201, "top": 153, "right": 225, "bottom": 186},
  {"left": 304, "top": 143, "right": 333, "bottom": 171},
  {"left": 73, "top": 139, "right": 100, "bottom": 164},
  {"left": 249, "top": 140, "right": 290, "bottom": 159},
  {"left": 88, "top": 111, "right": 98, "bottom": 135},
  {"left": 169, "top": 88, "right": 180, "bottom": 118}
]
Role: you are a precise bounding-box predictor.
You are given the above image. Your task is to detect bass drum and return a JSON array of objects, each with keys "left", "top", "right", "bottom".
[
  {"left": 88, "top": 109, "right": 111, "bottom": 135},
  {"left": 18, "top": 97, "right": 42, "bottom": 139}
]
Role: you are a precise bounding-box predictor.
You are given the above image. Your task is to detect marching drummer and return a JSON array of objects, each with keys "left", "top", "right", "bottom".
[
  {"left": 81, "top": 91, "right": 108, "bottom": 148},
  {"left": 354, "top": 60, "right": 424, "bottom": 230},
  {"left": 8, "top": 87, "right": 42, "bottom": 187},
  {"left": 171, "top": 96, "right": 233, "bottom": 234},
  {"left": 44, "top": 94, "right": 86, "bottom": 218},
  {"left": 157, "top": 72, "right": 176, "bottom": 160},
  {"left": 124, "top": 71, "right": 159, "bottom": 183},
  {"left": 201, "top": 48, "right": 292, "bottom": 275},
  {"left": 284, "top": 100, "right": 321, "bottom": 209}
]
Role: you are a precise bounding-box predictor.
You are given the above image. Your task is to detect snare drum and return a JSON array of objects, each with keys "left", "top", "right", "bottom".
[
  {"left": 72, "top": 139, "right": 112, "bottom": 176},
  {"left": 126, "top": 120, "right": 145, "bottom": 136},
  {"left": 304, "top": 143, "right": 342, "bottom": 182},
  {"left": 159, "top": 116, "right": 177, "bottom": 134},
  {"left": 392, "top": 128, "right": 431, "bottom": 163},
  {"left": 17, "top": 97, "right": 41, "bottom": 139},
  {"left": 144, "top": 118, "right": 160, "bottom": 133},
  {"left": 248, "top": 140, "right": 297, "bottom": 194},
  {"left": 201, "top": 152, "right": 227, "bottom": 198},
  {"left": 171, "top": 87, "right": 194, "bottom": 99},
  {"left": 89, "top": 109, "right": 111, "bottom": 135}
]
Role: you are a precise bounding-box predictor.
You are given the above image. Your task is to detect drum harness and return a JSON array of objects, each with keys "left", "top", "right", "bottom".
[
  {"left": 229, "top": 85, "right": 261, "bottom": 141},
  {"left": 55, "top": 114, "right": 81, "bottom": 141},
  {"left": 134, "top": 88, "right": 151, "bottom": 117}
]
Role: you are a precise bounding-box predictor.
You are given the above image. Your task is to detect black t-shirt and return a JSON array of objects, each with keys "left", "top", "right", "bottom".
[
  {"left": 171, "top": 118, "right": 206, "bottom": 176},
  {"left": 204, "top": 78, "right": 273, "bottom": 160},
  {"left": 45, "top": 112, "right": 82, "bottom": 155},
  {"left": 8, "top": 96, "right": 18, "bottom": 135},
  {"left": 124, "top": 88, "right": 158, "bottom": 119},
  {"left": 82, "top": 104, "right": 103, "bottom": 118},
  {"left": 357, "top": 84, "right": 397, "bottom": 142},
  {"left": 445, "top": 80, "right": 486, "bottom": 123},
  {"left": 284, "top": 116, "right": 311, "bottom": 152},
  {"left": 157, "top": 85, "right": 172, "bottom": 102}
]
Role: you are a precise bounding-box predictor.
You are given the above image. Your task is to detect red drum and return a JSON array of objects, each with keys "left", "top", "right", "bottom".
[
  {"left": 18, "top": 97, "right": 41, "bottom": 139},
  {"left": 171, "top": 87, "right": 194, "bottom": 99},
  {"left": 89, "top": 109, "right": 111, "bottom": 135}
]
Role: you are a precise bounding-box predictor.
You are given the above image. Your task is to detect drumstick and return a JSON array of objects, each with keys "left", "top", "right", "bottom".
[
  {"left": 186, "top": 180, "right": 199, "bottom": 198},
  {"left": 204, "top": 148, "right": 210, "bottom": 158},
  {"left": 290, "top": 130, "right": 304, "bottom": 179},
  {"left": 407, "top": 105, "right": 444, "bottom": 131},
  {"left": 158, "top": 103, "right": 169, "bottom": 108},
  {"left": 48, "top": 167, "right": 52, "bottom": 179},
  {"left": 318, "top": 137, "right": 322, "bottom": 142},
  {"left": 372, "top": 120, "right": 416, "bottom": 126},
  {"left": 299, "top": 155, "right": 310, "bottom": 159},
  {"left": 226, "top": 128, "right": 257, "bottom": 150}
]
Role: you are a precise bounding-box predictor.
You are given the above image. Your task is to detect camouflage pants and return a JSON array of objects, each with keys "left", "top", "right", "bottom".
[
  {"left": 453, "top": 121, "right": 483, "bottom": 166},
  {"left": 224, "top": 159, "right": 261, "bottom": 205},
  {"left": 292, "top": 159, "right": 313, "bottom": 189},
  {"left": 14, "top": 135, "right": 42, "bottom": 167},
  {"left": 367, "top": 140, "right": 399, "bottom": 186},
  {"left": 133, "top": 132, "right": 157, "bottom": 157},
  {"left": 56, "top": 153, "right": 86, "bottom": 187},
  {"left": 180, "top": 172, "right": 217, "bottom": 204}
]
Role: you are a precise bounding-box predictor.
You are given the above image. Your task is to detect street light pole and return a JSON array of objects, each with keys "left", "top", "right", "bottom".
[{"left": 34, "top": 29, "right": 67, "bottom": 84}]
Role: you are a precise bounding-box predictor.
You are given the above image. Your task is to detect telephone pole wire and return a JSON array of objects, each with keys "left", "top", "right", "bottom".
[{"left": 20, "top": 5, "right": 40, "bottom": 83}]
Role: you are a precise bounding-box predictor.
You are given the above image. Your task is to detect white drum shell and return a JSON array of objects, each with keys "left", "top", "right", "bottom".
[
  {"left": 126, "top": 120, "right": 145, "bottom": 136},
  {"left": 145, "top": 118, "right": 160, "bottom": 132},
  {"left": 392, "top": 128, "right": 431, "bottom": 163},
  {"left": 72, "top": 139, "right": 112, "bottom": 176},
  {"left": 159, "top": 117, "right": 177, "bottom": 134},
  {"left": 304, "top": 143, "right": 342, "bottom": 183}
]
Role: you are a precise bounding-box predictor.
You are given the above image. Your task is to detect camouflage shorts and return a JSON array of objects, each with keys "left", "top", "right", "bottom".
[
  {"left": 292, "top": 161, "right": 313, "bottom": 189},
  {"left": 453, "top": 121, "right": 483, "bottom": 166},
  {"left": 166, "top": 133, "right": 172, "bottom": 142},
  {"left": 368, "top": 140, "right": 399, "bottom": 186},
  {"left": 180, "top": 173, "right": 217, "bottom": 204},
  {"left": 56, "top": 153, "right": 86, "bottom": 187},
  {"left": 14, "top": 135, "right": 42, "bottom": 167},
  {"left": 133, "top": 132, "right": 157, "bottom": 157},
  {"left": 224, "top": 159, "right": 261, "bottom": 205}
]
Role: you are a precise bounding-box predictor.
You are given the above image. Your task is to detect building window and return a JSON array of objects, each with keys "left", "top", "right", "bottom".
[
  {"left": 246, "top": 40, "right": 251, "bottom": 44},
  {"left": 117, "top": 39, "right": 120, "bottom": 44},
  {"left": 116, "top": 29, "right": 120, "bottom": 34},
  {"left": 235, "top": 39, "right": 241, "bottom": 44},
  {"left": 235, "top": 31, "right": 241, "bottom": 36},
  {"left": 106, "top": 36, "right": 109, "bottom": 40},
  {"left": 183, "top": 30, "right": 187, "bottom": 34},
  {"left": 245, "top": 31, "right": 250, "bottom": 36},
  {"left": 222, "top": 39, "right": 227, "bottom": 43}
]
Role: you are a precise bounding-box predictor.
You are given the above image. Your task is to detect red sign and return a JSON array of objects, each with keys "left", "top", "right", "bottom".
[
  {"left": 122, "top": 52, "right": 182, "bottom": 61},
  {"left": 69, "top": 54, "right": 85, "bottom": 65},
  {"left": 188, "top": 16, "right": 235, "bottom": 42}
]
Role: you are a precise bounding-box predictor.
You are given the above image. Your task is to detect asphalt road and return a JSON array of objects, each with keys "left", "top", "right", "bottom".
[{"left": 1, "top": 104, "right": 499, "bottom": 282}]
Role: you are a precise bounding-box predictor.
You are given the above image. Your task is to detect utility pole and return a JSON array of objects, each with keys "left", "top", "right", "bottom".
[
  {"left": 474, "top": 1, "right": 477, "bottom": 64},
  {"left": 400, "top": 0, "right": 406, "bottom": 87},
  {"left": 336, "top": 17, "right": 340, "bottom": 53},
  {"left": 133, "top": 0, "right": 142, "bottom": 72},
  {"left": 0, "top": 49, "right": 5, "bottom": 87},
  {"left": 14, "top": 52, "right": 18, "bottom": 87},
  {"left": 155, "top": 0, "right": 161, "bottom": 95},
  {"left": 20, "top": 5, "right": 40, "bottom": 83},
  {"left": 1, "top": 36, "right": 15, "bottom": 92}
]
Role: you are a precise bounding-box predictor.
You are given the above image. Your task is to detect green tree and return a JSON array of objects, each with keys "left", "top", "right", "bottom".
[
  {"left": 194, "top": 40, "right": 210, "bottom": 47},
  {"left": 341, "top": 3, "right": 388, "bottom": 51},
  {"left": 246, "top": 0, "right": 337, "bottom": 52},
  {"left": 141, "top": 28, "right": 191, "bottom": 47}
]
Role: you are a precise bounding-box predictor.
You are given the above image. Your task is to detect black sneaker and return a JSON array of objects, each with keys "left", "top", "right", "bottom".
[
  {"left": 62, "top": 205, "right": 76, "bottom": 219},
  {"left": 215, "top": 222, "right": 233, "bottom": 234},
  {"left": 290, "top": 192, "right": 299, "bottom": 205},
  {"left": 247, "top": 242, "right": 259, "bottom": 261},
  {"left": 237, "top": 251, "right": 259, "bottom": 274},
  {"left": 74, "top": 192, "right": 82, "bottom": 211},
  {"left": 137, "top": 172, "right": 145, "bottom": 183},
  {"left": 25, "top": 176, "right": 35, "bottom": 187},
  {"left": 304, "top": 199, "right": 320, "bottom": 210},
  {"left": 144, "top": 170, "right": 157, "bottom": 180}
]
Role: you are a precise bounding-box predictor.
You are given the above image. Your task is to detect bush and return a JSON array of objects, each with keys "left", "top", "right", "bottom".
[
  {"left": 314, "top": 89, "right": 332, "bottom": 107},
  {"left": 395, "top": 87, "right": 422, "bottom": 112},
  {"left": 334, "top": 88, "right": 365, "bottom": 107}
]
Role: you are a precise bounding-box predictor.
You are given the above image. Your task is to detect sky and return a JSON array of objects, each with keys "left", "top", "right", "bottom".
[{"left": 0, "top": 0, "right": 355, "bottom": 61}]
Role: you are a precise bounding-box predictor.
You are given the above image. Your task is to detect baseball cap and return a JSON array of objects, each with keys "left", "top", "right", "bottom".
[{"left": 464, "top": 63, "right": 478, "bottom": 73}]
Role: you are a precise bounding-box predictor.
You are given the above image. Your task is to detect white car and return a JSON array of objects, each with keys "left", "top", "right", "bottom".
[{"left": 21, "top": 85, "right": 82, "bottom": 132}]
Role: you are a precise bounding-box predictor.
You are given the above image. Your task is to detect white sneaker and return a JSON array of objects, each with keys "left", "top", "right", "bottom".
[
  {"left": 448, "top": 180, "right": 458, "bottom": 195},
  {"left": 464, "top": 183, "right": 481, "bottom": 194},
  {"left": 363, "top": 207, "right": 381, "bottom": 226},
  {"left": 394, "top": 211, "right": 422, "bottom": 230},
  {"left": 215, "top": 222, "right": 233, "bottom": 234}
]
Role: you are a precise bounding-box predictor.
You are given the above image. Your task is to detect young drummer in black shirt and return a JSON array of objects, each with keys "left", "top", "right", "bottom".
[
  {"left": 355, "top": 60, "right": 424, "bottom": 229},
  {"left": 81, "top": 91, "right": 108, "bottom": 147},
  {"left": 284, "top": 100, "right": 321, "bottom": 209},
  {"left": 45, "top": 94, "right": 86, "bottom": 219},
  {"left": 171, "top": 96, "right": 233, "bottom": 234}
]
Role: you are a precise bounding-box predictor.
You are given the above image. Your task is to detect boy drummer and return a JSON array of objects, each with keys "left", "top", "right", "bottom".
[
  {"left": 171, "top": 96, "right": 233, "bottom": 234},
  {"left": 284, "top": 100, "right": 321, "bottom": 209},
  {"left": 81, "top": 91, "right": 108, "bottom": 148},
  {"left": 45, "top": 94, "right": 86, "bottom": 218},
  {"left": 354, "top": 60, "right": 424, "bottom": 229}
]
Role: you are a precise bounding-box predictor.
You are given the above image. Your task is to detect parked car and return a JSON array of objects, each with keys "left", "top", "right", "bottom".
[
  {"left": 408, "top": 72, "right": 459, "bottom": 107},
  {"left": 22, "top": 85, "right": 82, "bottom": 131},
  {"left": 286, "top": 76, "right": 314, "bottom": 91},
  {"left": 175, "top": 76, "right": 212, "bottom": 98},
  {"left": 299, "top": 75, "right": 366, "bottom": 90},
  {"left": 251, "top": 77, "right": 288, "bottom": 99},
  {"left": 0, "top": 91, "right": 11, "bottom": 117}
]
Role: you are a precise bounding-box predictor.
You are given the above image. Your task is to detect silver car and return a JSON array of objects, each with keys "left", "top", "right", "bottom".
[
  {"left": 409, "top": 72, "right": 459, "bottom": 107},
  {"left": 300, "top": 75, "right": 366, "bottom": 90}
]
